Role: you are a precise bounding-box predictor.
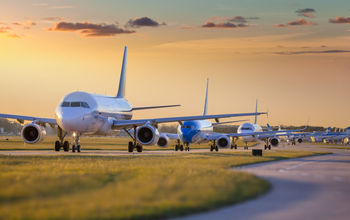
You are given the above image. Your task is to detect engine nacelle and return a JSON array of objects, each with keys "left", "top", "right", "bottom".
[
  {"left": 270, "top": 137, "right": 280, "bottom": 147},
  {"left": 136, "top": 124, "right": 159, "bottom": 145},
  {"left": 157, "top": 134, "right": 170, "bottom": 147},
  {"left": 217, "top": 136, "right": 231, "bottom": 148},
  {"left": 297, "top": 138, "right": 303, "bottom": 143},
  {"left": 21, "top": 123, "right": 46, "bottom": 144}
]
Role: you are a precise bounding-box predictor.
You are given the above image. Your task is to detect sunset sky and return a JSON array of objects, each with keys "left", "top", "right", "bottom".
[{"left": 0, "top": 0, "right": 349, "bottom": 127}]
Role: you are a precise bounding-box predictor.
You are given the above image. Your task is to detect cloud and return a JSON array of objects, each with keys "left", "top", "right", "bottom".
[
  {"left": 49, "top": 21, "right": 135, "bottom": 37},
  {"left": 275, "top": 18, "right": 316, "bottom": 27},
  {"left": 126, "top": 17, "right": 165, "bottom": 28},
  {"left": 329, "top": 16, "right": 350, "bottom": 24},
  {"left": 12, "top": 20, "right": 36, "bottom": 29},
  {"left": 42, "top": 17, "right": 64, "bottom": 21},
  {"left": 201, "top": 21, "right": 247, "bottom": 28},
  {"left": 0, "top": 26, "right": 11, "bottom": 33},
  {"left": 296, "top": 8, "right": 316, "bottom": 18},
  {"left": 274, "top": 49, "right": 350, "bottom": 55},
  {"left": 201, "top": 15, "right": 257, "bottom": 29}
]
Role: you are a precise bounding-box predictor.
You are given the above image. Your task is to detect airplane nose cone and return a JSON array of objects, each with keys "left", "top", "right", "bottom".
[{"left": 56, "top": 109, "right": 85, "bottom": 132}]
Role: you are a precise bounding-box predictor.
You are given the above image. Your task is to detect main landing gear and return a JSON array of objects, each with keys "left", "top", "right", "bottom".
[
  {"left": 175, "top": 140, "right": 184, "bottom": 151},
  {"left": 54, "top": 126, "right": 70, "bottom": 152},
  {"left": 264, "top": 139, "right": 271, "bottom": 150},
  {"left": 184, "top": 143, "right": 190, "bottom": 151},
  {"left": 231, "top": 143, "right": 238, "bottom": 149},
  {"left": 210, "top": 141, "right": 219, "bottom": 152},
  {"left": 124, "top": 128, "right": 143, "bottom": 153}
]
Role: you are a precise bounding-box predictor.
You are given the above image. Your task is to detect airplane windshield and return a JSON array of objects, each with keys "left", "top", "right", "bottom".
[
  {"left": 182, "top": 126, "right": 193, "bottom": 129},
  {"left": 241, "top": 127, "right": 252, "bottom": 130},
  {"left": 61, "top": 102, "right": 90, "bottom": 108}
]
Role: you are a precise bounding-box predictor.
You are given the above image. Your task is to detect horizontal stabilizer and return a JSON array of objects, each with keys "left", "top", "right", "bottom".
[{"left": 132, "top": 104, "right": 181, "bottom": 111}]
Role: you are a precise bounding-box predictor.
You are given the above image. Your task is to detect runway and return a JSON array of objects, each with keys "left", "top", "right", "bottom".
[{"left": 175, "top": 144, "right": 350, "bottom": 220}]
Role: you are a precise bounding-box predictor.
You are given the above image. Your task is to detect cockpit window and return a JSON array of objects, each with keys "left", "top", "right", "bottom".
[
  {"left": 61, "top": 102, "right": 90, "bottom": 108},
  {"left": 61, "top": 102, "right": 70, "bottom": 107},
  {"left": 81, "top": 102, "right": 90, "bottom": 108},
  {"left": 71, "top": 102, "right": 81, "bottom": 107},
  {"left": 182, "top": 125, "right": 193, "bottom": 129},
  {"left": 241, "top": 127, "right": 252, "bottom": 130}
]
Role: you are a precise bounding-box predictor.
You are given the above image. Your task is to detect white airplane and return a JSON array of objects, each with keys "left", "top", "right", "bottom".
[
  {"left": 156, "top": 79, "right": 266, "bottom": 152},
  {"left": 232, "top": 101, "right": 304, "bottom": 150},
  {"left": 0, "top": 46, "right": 265, "bottom": 153}
]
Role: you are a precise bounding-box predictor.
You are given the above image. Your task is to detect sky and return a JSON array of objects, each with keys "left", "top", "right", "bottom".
[{"left": 0, "top": 0, "right": 349, "bottom": 127}]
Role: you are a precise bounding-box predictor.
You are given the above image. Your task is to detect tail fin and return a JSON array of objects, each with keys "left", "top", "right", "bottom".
[
  {"left": 254, "top": 99, "right": 258, "bottom": 124},
  {"left": 203, "top": 78, "right": 209, "bottom": 116},
  {"left": 267, "top": 123, "right": 272, "bottom": 131},
  {"left": 116, "top": 46, "right": 127, "bottom": 98}
]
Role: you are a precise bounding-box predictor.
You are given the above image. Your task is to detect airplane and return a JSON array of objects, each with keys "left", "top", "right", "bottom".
[
  {"left": 310, "top": 127, "right": 350, "bottom": 144},
  {"left": 0, "top": 46, "right": 266, "bottom": 153},
  {"left": 231, "top": 101, "right": 305, "bottom": 150},
  {"left": 155, "top": 79, "right": 265, "bottom": 152}
]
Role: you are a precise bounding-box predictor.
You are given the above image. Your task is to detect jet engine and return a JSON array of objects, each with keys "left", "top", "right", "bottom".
[
  {"left": 157, "top": 134, "right": 169, "bottom": 147},
  {"left": 21, "top": 123, "right": 46, "bottom": 144},
  {"left": 217, "top": 136, "right": 231, "bottom": 148},
  {"left": 270, "top": 137, "right": 280, "bottom": 147},
  {"left": 297, "top": 138, "right": 303, "bottom": 143},
  {"left": 136, "top": 124, "right": 159, "bottom": 145}
]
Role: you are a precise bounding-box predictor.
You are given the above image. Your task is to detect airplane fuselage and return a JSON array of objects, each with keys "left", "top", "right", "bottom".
[
  {"left": 177, "top": 120, "right": 213, "bottom": 145},
  {"left": 55, "top": 91, "right": 132, "bottom": 135},
  {"left": 237, "top": 122, "right": 263, "bottom": 142}
]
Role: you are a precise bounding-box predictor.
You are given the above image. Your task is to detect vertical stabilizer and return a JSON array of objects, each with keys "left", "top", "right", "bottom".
[
  {"left": 116, "top": 46, "right": 127, "bottom": 98},
  {"left": 254, "top": 99, "right": 258, "bottom": 124},
  {"left": 203, "top": 78, "right": 209, "bottom": 116}
]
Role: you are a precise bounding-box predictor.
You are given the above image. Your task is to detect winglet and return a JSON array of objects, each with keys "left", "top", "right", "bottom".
[
  {"left": 254, "top": 99, "right": 258, "bottom": 124},
  {"left": 203, "top": 78, "right": 209, "bottom": 116},
  {"left": 116, "top": 46, "right": 127, "bottom": 98}
]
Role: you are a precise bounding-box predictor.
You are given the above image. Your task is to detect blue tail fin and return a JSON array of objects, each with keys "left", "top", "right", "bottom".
[
  {"left": 116, "top": 46, "right": 127, "bottom": 98},
  {"left": 254, "top": 99, "right": 258, "bottom": 124},
  {"left": 203, "top": 78, "right": 209, "bottom": 116}
]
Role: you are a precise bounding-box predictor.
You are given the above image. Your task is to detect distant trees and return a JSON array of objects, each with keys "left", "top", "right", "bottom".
[{"left": 0, "top": 118, "right": 22, "bottom": 135}]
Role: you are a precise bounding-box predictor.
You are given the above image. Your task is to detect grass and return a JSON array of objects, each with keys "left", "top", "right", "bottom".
[
  {"left": 0, "top": 136, "right": 257, "bottom": 151},
  {"left": 0, "top": 137, "right": 328, "bottom": 219}
]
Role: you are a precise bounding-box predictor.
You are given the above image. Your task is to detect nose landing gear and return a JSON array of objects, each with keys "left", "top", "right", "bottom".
[{"left": 72, "top": 133, "right": 81, "bottom": 153}]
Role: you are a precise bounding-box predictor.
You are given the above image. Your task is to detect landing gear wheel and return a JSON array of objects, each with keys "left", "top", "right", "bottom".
[
  {"left": 210, "top": 145, "right": 214, "bottom": 152},
  {"left": 234, "top": 145, "right": 237, "bottom": 149},
  {"left": 55, "top": 141, "right": 61, "bottom": 151},
  {"left": 72, "top": 145, "right": 76, "bottom": 152},
  {"left": 215, "top": 146, "right": 219, "bottom": 152},
  {"left": 264, "top": 145, "right": 267, "bottom": 150},
  {"left": 128, "top": 142, "right": 134, "bottom": 153},
  {"left": 136, "top": 144, "right": 143, "bottom": 152},
  {"left": 77, "top": 145, "right": 81, "bottom": 152},
  {"left": 244, "top": 146, "right": 248, "bottom": 150},
  {"left": 175, "top": 145, "right": 179, "bottom": 151},
  {"left": 180, "top": 145, "right": 184, "bottom": 151},
  {"left": 268, "top": 145, "right": 271, "bottom": 150},
  {"left": 63, "top": 141, "right": 69, "bottom": 152}
]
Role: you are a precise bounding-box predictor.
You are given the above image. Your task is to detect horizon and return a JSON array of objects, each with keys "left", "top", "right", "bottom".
[{"left": 0, "top": 0, "right": 349, "bottom": 127}]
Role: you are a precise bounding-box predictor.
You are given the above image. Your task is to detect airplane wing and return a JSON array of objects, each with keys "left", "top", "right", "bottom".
[
  {"left": 0, "top": 113, "right": 57, "bottom": 126},
  {"left": 228, "top": 130, "right": 302, "bottom": 138},
  {"left": 160, "top": 132, "right": 179, "bottom": 139},
  {"left": 132, "top": 104, "right": 181, "bottom": 111},
  {"left": 112, "top": 112, "right": 267, "bottom": 129}
]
